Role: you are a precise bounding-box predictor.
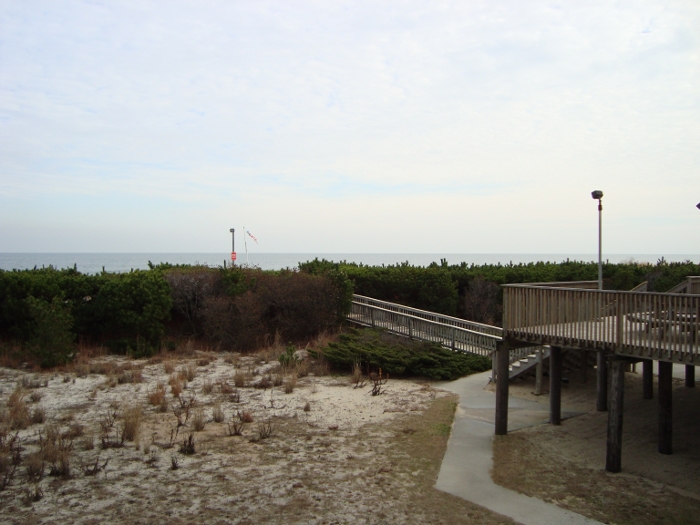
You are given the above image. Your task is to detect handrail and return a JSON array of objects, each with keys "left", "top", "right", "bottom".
[
  {"left": 348, "top": 296, "right": 501, "bottom": 357},
  {"left": 352, "top": 294, "right": 502, "bottom": 337},
  {"left": 630, "top": 281, "right": 648, "bottom": 292}
]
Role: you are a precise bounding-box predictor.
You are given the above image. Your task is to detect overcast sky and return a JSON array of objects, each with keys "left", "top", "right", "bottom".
[{"left": 1, "top": 1, "right": 699, "bottom": 254}]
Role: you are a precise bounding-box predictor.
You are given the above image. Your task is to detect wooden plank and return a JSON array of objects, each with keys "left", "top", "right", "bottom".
[
  {"left": 642, "top": 359, "right": 653, "bottom": 399},
  {"left": 658, "top": 361, "right": 673, "bottom": 455},
  {"left": 495, "top": 341, "right": 509, "bottom": 435},
  {"left": 597, "top": 351, "right": 608, "bottom": 412},
  {"left": 606, "top": 358, "right": 625, "bottom": 473},
  {"left": 686, "top": 365, "right": 695, "bottom": 388},
  {"left": 535, "top": 346, "right": 543, "bottom": 395},
  {"left": 549, "top": 346, "right": 562, "bottom": 425}
]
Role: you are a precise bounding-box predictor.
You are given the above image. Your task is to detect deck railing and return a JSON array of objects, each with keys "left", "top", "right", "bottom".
[
  {"left": 503, "top": 284, "right": 700, "bottom": 363},
  {"left": 349, "top": 295, "right": 502, "bottom": 357}
]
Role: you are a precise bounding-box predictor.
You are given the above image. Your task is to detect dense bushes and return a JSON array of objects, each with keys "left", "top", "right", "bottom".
[
  {"left": 315, "top": 328, "right": 491, "bottom": 380},
  {"left": 2, "top": 256, "right": 698, "bottom": 366},
  {"left": 301, "top": 257, "right": 700, "bottom": 325},
  {"left": 0, "top": 264, "right": 353, "bottom": 362},
  {"left": 300, "top": 259, "right": 458, "bottom": 315},
  {"left": 25, "top": 296, "right": 76, "bottom": 368},
  {"left": 0, "top": 267, "right": 172, "bottom": 360},
  {"left": 196, "top": 267, "right": 351, "bottom": 351}
]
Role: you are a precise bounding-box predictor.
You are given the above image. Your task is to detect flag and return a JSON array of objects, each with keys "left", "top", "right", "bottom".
[{"left": 247, "top": 231, "right": 258, "bottom": 244}]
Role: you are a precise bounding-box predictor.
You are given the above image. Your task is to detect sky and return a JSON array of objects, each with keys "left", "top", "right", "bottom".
[{"left": 1, "top": 0, "right": 699, "bottom": 254}]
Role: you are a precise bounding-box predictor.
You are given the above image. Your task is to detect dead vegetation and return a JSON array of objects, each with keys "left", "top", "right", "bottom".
[{"left": 0, "top": 344, "right": 513, "bottom": 525}]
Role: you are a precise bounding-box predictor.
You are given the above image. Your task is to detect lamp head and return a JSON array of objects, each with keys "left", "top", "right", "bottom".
[
  {"left": 696, "top": 202, "right": 700, "bottom": 210},
  {"left": 229, "top": 228, "right": 235, "bottom": 233},
  {"left": 591, "top": 190, "right": 603, "bottom": 200}
]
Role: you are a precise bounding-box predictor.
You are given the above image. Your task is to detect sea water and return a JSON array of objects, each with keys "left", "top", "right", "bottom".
[{"left": 1, "top": 253, "right": 697, "bottom": 274}]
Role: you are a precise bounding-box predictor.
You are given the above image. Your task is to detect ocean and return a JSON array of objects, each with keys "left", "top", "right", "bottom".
[{"left": 1, "top": 253, "right": 698, "bottom": 274}]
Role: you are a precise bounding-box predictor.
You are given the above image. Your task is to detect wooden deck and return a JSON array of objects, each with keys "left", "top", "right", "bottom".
[
  {"left": 347, "top": 280, "right": 699, "bottom": 474},
  {"left": 498, "top": 279, "right": 700, "bottom": 472},
  {"left": 503, "top": 284, "right": 700, "bottom": 364}
]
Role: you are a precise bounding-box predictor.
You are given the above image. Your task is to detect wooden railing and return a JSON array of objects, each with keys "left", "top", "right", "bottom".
[
  {"left": 503, "top": 284, "right": 700, "bottom": 364},
  {"left": 349, "top": 295, "right": 502, "bottom": 357}
]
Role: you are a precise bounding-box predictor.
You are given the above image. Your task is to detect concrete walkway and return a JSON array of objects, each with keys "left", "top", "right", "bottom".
[{"left": 435, "top": 371, "right": 603, "bottom": 525}]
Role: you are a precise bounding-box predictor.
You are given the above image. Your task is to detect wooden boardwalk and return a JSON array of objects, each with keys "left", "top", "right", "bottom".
[
  {"left": 348, "top": 295, "right": 502, "bottom": 358},
  {"left": 347, "top": 280, "right": 700, "bottom": 474}
]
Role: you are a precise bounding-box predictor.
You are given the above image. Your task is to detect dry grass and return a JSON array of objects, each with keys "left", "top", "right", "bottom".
[
  {"left": 31, "top": 406, "right": 46, "bottom": 425},
  {"left": 169, "top": 375, "right": 183, "bottom": 398},
  {"left": 238, "top": 410, "right": 254, "bottom": 423},
  {"left": 212, "top": 403, "right": 224, "bottom": 423},
  {"left": 7, "top": 389, "right": 30, "bottom": 430},
  {"left": 120, "top": 406, "right": 142, "bottom": 442},
  {"left": 350, "top": 361, "right": 363, "bottom": 387},
  {"left": 0, "top": 353, "right": 515, "bottom": 525},
  {"left": 116, "top": 366, "right": 143, "bottom": 384},
  {"left": 24, "top": 452, "right": 44, "bottom": 483},
  {"left": 232, "top": 370, "right": 247, "bottom": 388},
  {"left": 284, "top": 373, "right": 297, "bottom": 394},
  {"left": 179, "top": 364, "right": 196, "bottom": 382},
  {"left": 192, "top": 408, "right": 206, "bottom": 432},
  {"left": 29, "top": 390, "right": 43, "bottom": 403},
  {"left": 147, "top": 382, "right": 167, "bottom": 406},
  {"left": 220, "top": 381, "right": 234, "bottom": 394},
  {"left": 164, "top": 361, "right": 175, "bottom": 374},
  {"left": 201, "top": 380, "right": 214, "bottom": 395}
]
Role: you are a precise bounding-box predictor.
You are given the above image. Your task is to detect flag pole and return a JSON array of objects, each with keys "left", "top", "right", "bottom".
[{"left": 243, "top": 226, "right": 249, "bottom": 266}]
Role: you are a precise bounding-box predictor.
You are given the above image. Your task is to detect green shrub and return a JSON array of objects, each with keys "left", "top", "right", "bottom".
[
  {"left": 314, "top": 328, "right": 491, "bottom": 381},
  {"left": 90, "top": 271, "right": 172, "bottom": 356},
  {"left": 25, "top": 296, "right": 76, "bottom": 368},
  {"left": 278, "top": 345, "right": 299, "bottom": 367}
]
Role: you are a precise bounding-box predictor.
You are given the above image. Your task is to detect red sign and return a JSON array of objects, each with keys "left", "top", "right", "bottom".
[{"left": 230, "top": 252, "right": 237, "bottom": 261}]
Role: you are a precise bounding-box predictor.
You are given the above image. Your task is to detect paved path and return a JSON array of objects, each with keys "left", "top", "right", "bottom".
[{"left": 435, "top": 371, "right": 603, "bottom": 525}]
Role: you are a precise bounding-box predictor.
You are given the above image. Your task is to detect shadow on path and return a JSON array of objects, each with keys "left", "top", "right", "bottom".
[{"left": 435, "top": 371, "right": 602, "bottom": 525}]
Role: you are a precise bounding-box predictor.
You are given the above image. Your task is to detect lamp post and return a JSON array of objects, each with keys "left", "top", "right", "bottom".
[
  {"left": 592, "top": 190, "right": 604, "bottom": 290},
  {"left": 591, "top": 190, "right": 607, "bottom": 411}
]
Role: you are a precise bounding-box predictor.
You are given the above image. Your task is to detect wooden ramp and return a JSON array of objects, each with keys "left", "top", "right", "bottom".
[
  {"left": 349, "top": 295, "right": 545, "bottom": 379},
  {"left": 348, "top": 294, "right": 502, "bottom": 358}
]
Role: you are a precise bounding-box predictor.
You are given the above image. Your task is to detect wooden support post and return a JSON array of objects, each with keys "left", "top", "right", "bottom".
[
  {"left": 495, "top": 341, "right": 510, "bottom": 435},
  {"left": 685, "top": 365, "right": 695, "bottom": 388},
  {"left": 581, "top": 349, "right": 588, "bottom": 383},
  {"left": 658, "top": 361, "right": 673, "bottom": 455},
  {"left": 534, "top": 347, "right": 543, "bottom": 396},
  {"left": 370, "top": 309, "right": 375, "bottom": 328},
  {"left": 606, "top": 358, "right": 625, "bottom": 473},
  {"left": 642, "top": 359, "right": 653, "bottom": 400},
  {"left": 408, "top": 318, "right": 413, "bottom": 340},
  {"left": 549, "top": 346, "right": 562, "bottom": 425},
  {"left": 597, "top": 351, "right": 608, "bottom": 412}
]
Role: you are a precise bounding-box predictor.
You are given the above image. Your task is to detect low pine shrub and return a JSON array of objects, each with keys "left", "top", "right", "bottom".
[{"left": 313, "top": 328, "right": 491, "bottom": 381}]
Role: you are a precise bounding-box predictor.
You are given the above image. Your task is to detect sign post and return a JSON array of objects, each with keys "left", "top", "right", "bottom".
[{"left": 229, "top": 228, "right": 236, "bottom": 265}]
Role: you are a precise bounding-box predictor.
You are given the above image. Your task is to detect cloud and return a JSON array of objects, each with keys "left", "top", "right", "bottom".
[{"left": 1, "top": 0, "right": 699, "bottom": 253}]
